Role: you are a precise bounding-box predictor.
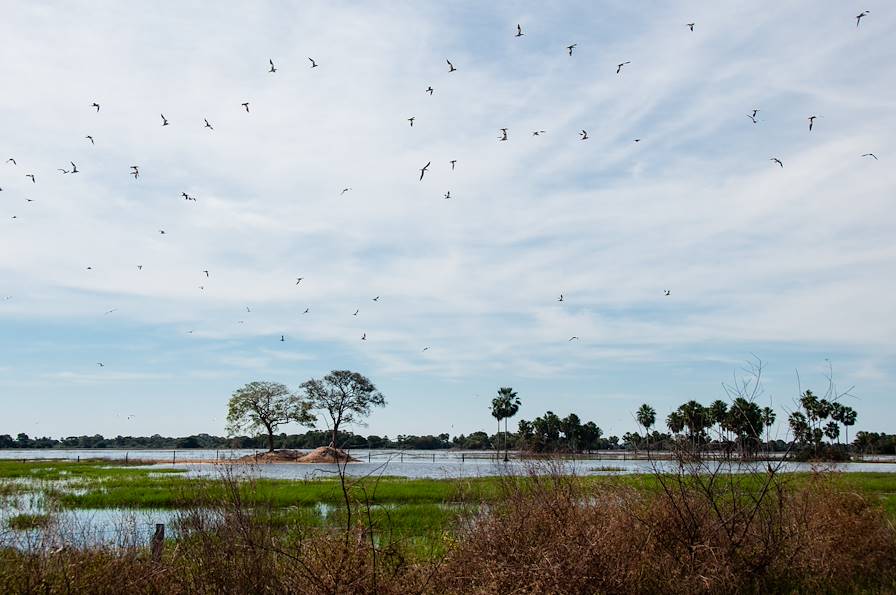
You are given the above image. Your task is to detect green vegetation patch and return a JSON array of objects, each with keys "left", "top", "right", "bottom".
[{"left": 7, "top": 513, "right": 53, "bottom": 530}]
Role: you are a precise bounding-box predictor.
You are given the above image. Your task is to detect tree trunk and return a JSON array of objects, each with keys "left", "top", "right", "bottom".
[
  {"left": 266, "top": 425, "right": 274, "bottom": 452},
  {"left": 503, "top": 418, "right": 509, "bottom": 462},
  {"left": 331, "top": 424, "right": 338, "bottom": 450}
]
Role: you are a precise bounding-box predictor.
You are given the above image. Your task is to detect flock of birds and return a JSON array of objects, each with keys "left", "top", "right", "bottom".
[{"left": 0, "top": 13, "right": 882, "bottom": 368}]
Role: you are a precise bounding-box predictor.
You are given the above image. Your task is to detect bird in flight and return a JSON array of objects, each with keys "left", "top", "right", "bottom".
[
  {"left": 202, "top": 270, "right": 209, "bottom": 277},
  {"left": 161, "top": 114, "right": 169, "bottom": 126},
  {"left": 204, "top": 118, "right": 214, "bottom": 130},
  {"left": 747, "top": 113, "right": 759, "bottom": 124},
  {"left": 86, "top": 135, "right": 95, "bottom": 144},
  {"left": 242, "top": 102, "right": 250, "bottom": 112},
  {"left": 568, "top": 336, "right": 579, "bottom": 341},
  {"left": 70, "top": 162, "right": 78, "bottom": 174},
  {"left": 687, "top": 23, "right": 695, "bottom": 31},
  {"left": 616, "top": 61, "right": 631, "bottom": 74},
  {"left": 137, "top": 265, "right": 142, "bottom": 270},
  {"left": 26, "top": 174, "right": 35, "bottom": 183},
  {"left": 246, "top": 306, "right": 251, "bottom": 312},
  {"left": 856, "top": 10, "right": 869, "bottom": 27},
  {"left": 426, "top": 86, "right": 433, "bottom": 95},
  {"left": 579, "top": 130, "right": 589, "bottom": 140},
  {"left": 408, "top": 117, "right": 415, "bottom": 127},
  {"left": 515, "top": 24, "right": 524, "bottom": 37},
  {"left": 159, "top": 230, "right": 166, "bottom": 235},
  {"left": 97, "top": 362, "right": 104, "bottom": 367},
  {"left": 353, "top": 309, "right": 359, "bottom": 316},
  {"left": 296, "top": 277, "right": 303, "bottom": 285},
  {"left": 130, "top": 166, "right": 139, "bottom": 179},
  {"left": 280, "top": 335, "right": 286, "bottom": 342},
  {"left": 303, "top": 308, "right": 310, "bottom": 314},
  {"left": 808, "top": 115, "right": 817, "bottom": 131},
  {"left": 770, "top": 158, "right": 783, "bottom": 168},
  {"left": 450, "top": 159, "right": 457, "bottom": 170},
  {"left": 861, "top": 153, "right": 878, "bottom": 160},
  {"left": 92, "top": 102, "right": 100, "bottom": 112},
  {"left": 532, "top": 130, "right": 546, "bottom": 136},
  {"left": 361, "top": 333, "right": 367, "bottom": 341},
  {"left": 499, "top": 128, "right": 508, "bottom": 141},
  {"left": 444, "top": 191, "right": 451, "bottom": 200},
  {"left": 104, "top": 309, "right": 117, "bottom": 315},
  {"left": 340, "top": 187, "right": 351, "bottom": 195},
  {"left": 447, "top": 59, "right": 456, "bottom": 72},
  {"left": 308, "top": 57, "right": 318, "bottom": 68},
  {"left": 269, "top": 59, "right": 277, "bottom": 73},
  {"left": 6, "top": 158, "right": 15, "bottom": 165},
  {"left": 567, "top": 44, "right": 576, "bottom": 56},
  {"left": 372, "top": 296, "right": 379, "bottom": 302},
  {"left": 633, "top": 138, "right": 641, "bottom": 143},
  {"left": 420, "top": 161, "right": 430, "bottom": 181},
  {"left": 664, "top": 290, "right": 671, "bottom": 296},
  {"left": 558, "top": 294, "right": 564, "bottom": 302}
]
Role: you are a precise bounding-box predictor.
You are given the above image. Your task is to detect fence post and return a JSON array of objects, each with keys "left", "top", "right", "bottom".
[
  {"left": 433, "top": 453, "right": 435, "bottom": 462},
  {"left": 368, "top": 451, "right": 371, "bottom": 462},
  {"left": 172, "top": 450, "right": 176, "bottom": 465},
  {"left": 461, "top": 453, "right": 465, "bottom": 463},
  {"left": 151, "top": 523, "right": 164, "bottom": 562},
  {"left": 125, "top": 452, "right": 128, "bottom": 464}
]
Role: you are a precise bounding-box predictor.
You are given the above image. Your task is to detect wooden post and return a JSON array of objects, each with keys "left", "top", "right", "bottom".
[
  {"left": 368, "top": 451, "right": 371, "bottom": 462},
  {"left": 461, "top": 453, "right": 465, "bottom": 463},
  {"left": 432, "top": 453, "right": 435, "bottom": 462},
  {"left": 125, "top": 452, "right": 128, "bottom": 464},
  {"left": 151, "top": 523, "right": 164, "bottom": 562},
  {"left": 172, "top": 450, "right": 176, "bottom": 464},
  {"left": 77, "top": 456, "right": 80, "bottom": 463}
]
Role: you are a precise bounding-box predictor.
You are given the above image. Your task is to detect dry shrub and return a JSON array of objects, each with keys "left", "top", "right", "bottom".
[{"left": 435, "top": 467, "right": 896, "bottom": 594}]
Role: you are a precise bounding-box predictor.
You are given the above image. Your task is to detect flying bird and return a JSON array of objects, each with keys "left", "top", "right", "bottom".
[
  {"left": 353, "top": 309, "right": 359, "bottom": 316},
  {"left": 6, "top": 158, "right": 15, "bottom": 165},
  {"left": 770, "top": 158, "right": 783, "bottom": 168},
  {"left": 498, "top": 128, "right": 508, "bottom": 141},
  {"left": 861, "top": 153, "right": 878, "bottom": 160},
  {"left": 86, "top": 135, "right": 94, "bottom": 144},
  {"left": 159, "top": 230, "right": 166, "bottom": 235},
  {"left": 202, "top": 270, "right": 209, "bottom": 277},
  {"left": 447, "top": 59, "right": 456, "bottom": 72},
  {"left": 361, "top": 333, "right": 366, "bottom": 341},
  {"left": 664, "top": 290, "right": 671, "bottom": 296},
  {"left": 204, "top": 118, "right": 214, "bottom": 130},
  {"left": 161, "top": 114, "right": 169, "bottom": 126},
  {"left": 633, "top": 138, "right": 641, "bottom": 143},
  {"left": 70, "top": 162, "right": 78, "bottom": 174},
  {"left": 280, "top": 335, "right": 285, "bottom": 342},
  {"left": 246, "top": 306, "right": 251, "bottom": 312},
  {"left": 747, "top": 113, "right": 759, "bottom": 124},
  {"left": 372, "top": 296, "right": 379, "bottom": 301},
  {"left": 137, "top": 265, "right": 143, "bottom": 270},
  {"left": 92, "top": 103, "right": 100, "bottom": 112},
  {"left": 303, "top": 308, "right": 310, "bottom": 314},
  {"left": 856, "top": 10, "right": 869, "bottom": 27},
  {"left": 408, "top": 117, "right": 415, "bottom": 127},
  {"left": 242, "top": 102, "right": 250, "bottom": 112},
  {"left": 515, "top": 24, "right": 524, "bottom": 37},
  {"left": 687, "top": 23, "right": 695, "bottom": 31},
  {"left": 308, "top": 57, "right": 318, "bottom": 68},
  {"left": 130, "top": 166, "right": 139, "bottom": 179},
  {"left": 568, "top": 336, "right": 579, "bottom": 341},
  {"left": 26, "top": 174, "right": 35, "bottom": 183},
  {"left": 444, "top": 191, "right": 451, "bottom": 199},
  {"left": 808, "top": 115, "right": 817, "bottom": 131},
  {"left": 269, "top": 59, "right": 277, "bottom": 73},
  {"left": 450, "top": 159, "right": 457, "bottom": 170},
  {"left": 420, "top": 161, "right": 430, "bottom": 180},
  {"left": 296, "top": 277, "right": 303, "bottom": 285},
  {"left": 616, "top": 61, "right": 631, "bottom": 74},
  {"left": 340, "top": 187, "right": 351, "bottom": 195},
  {"left": 426, "top": 86, "right": 433, "bottom": 95},
  {"left": 567, "top": 44, "right": 576, "bottom": 56},
  {"left": 97, "top": 362, "right": 104, "bottom": 367},
  {"left": 558, "top": 294, "right": 564, "bottom": 302},
  {"left": 579, "top": 130, "right": 589, "bottom": 140},
  {"left": 104, "top": 309, "right": 117, "bottom": 315}
]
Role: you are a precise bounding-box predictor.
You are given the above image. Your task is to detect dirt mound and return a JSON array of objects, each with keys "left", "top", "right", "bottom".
[
  {"left": 232, "top": 447, "right": 359, "bottom": 464},
  {"left": 297, "top": 446, "right": 359, "bottom": 463}
]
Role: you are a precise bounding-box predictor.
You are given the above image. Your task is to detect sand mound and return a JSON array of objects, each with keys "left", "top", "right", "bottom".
[{"left": 233, "top": 447, "right": 359, "bottom": 464}]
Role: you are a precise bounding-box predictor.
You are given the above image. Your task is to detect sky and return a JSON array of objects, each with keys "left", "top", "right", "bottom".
[{"left": 1, "top": 1, "right": 894, "bottom": 442}]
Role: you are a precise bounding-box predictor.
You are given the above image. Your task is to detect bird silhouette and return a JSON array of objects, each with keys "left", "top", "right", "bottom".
[
  {"left": 408, "top": 117, "right": 415, "bottom": 127},
  {"left": 558, "top": 294, "right": 564, "bottom": 302},
  {"left": 664, "top": 290, "right": 671, "bottom": 296},
  {"left": 532, "top": 130, "right": 546, "bottom": 136},
  {"left": 303, "top": 308, "right": 310, "bottom": 314},
  {"left": 137, "top": 265, "right": 143, "bottom": 270},
  {"left": 426, "top": 86, "right": 433, "bottom": 95},
  {"left": 92, "top": 102, "right": 100, "bottom": 112},
  {"left": 104, "top": 309, "right": 117, "bottom": 315},
  {"left": 280, "top": 335, "right": 285, "bottom": 342},
  {"left": 130, "top": 166, "right": 139, "bottom": 179},
  {"left": 861, "top": 153, "right": 878, "bottom": 160},
  {"left": 361, "top": 333, "right": 366, "bottom": 341},
  {"left": 856, "top": 10, "right": 869, "bottom": 27},
  {"left": 203, "top": 270, "right": 209, "bottom": 277},
  {"left": 567, "top": 44, "right": 576, "bottom": 56},
  {"left": 372, "top": 296, "right": 379, "bottom": 301},
  {"left": 568, "top": 336, "right": 579, "bottom": 341},
  {"left": 447, "top": 59, "right": 456, "bottom": 72},
  {"left": 515, "top": 24, "right": 524, "bottom": 37},
  {"left": 308, "top": 57, "right": 318, "bottom": 68},
  {"left": 808, "top": 115, "right": 817, "bottom": 131},
  {"left": 499, "top": 128, "right": 508, "bottom": 141},
  {"left": 269, "top": 59, "right": 277, "bottom": 73},
  {"left": 161, "top": 114, "right": 169, "bottom": 126},
  {"left": 26, "top": 174, "right": 35, "bottom": 183},
  {"left": 353, "top": 309, "right": 359, "bottom": 316},
  {"left": 450, "top": 160, "right": 457, "bottom": 170},
  {"left": 770, "top": 158, "right": 783, "bottom": 168},
  {"left": 580, "top": 130, "right": 589, "bottom": 140},
  {"left": 159, "top": 230, "right": 166, "bottom": 235},
  {"left": 340, "top": 187, "right": 351, "bottom": 195},
  {"left": 422, "top": 347, "right": 430, "bottom": 352},
  {"left": 70, "top": 162, "right": 78, "bottom": 174},
  {"left": 6, "top": 158, "right": 15, "bottom": 165},
  {"left": 633, "top": 138, "right": 641, "bottom": 143},
  {"left": 241, "top": 102, "right": 250, "bottom": 112},
  {"left": 616, "top": 61, "right": 631, "bottom": 74},
  {"left": 420, "top": 161, "right": 430, "bottom": 181},
  {"left": 86, "top": 135, "right": 95, "bottom": 144},
  {"left": 687, "top": 23, "right": 695, "bottom": 31},
  {"left": 444, "top": 191, "right": 451, "bottom": 199},
  {"left": 296, "top": 277, "right": 304, "bottom": 285},
  {"left": 204, "top": 118, "right": 214, "bottom": 130},
  {"left": 97, "top": 362, "right": 104, "bottom": 367}
]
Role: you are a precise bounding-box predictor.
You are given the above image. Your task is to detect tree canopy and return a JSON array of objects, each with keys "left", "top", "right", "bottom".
[
  {"left": 226, "top": 381, "right": 315, "bottom": 452},
  {"left": 300, "top": 370, "right": 386, "bottom": 449}
]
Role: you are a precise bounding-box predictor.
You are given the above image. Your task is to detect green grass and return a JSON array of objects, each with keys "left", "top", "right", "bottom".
[{"left": 7, "top": 513, "right": 52, "bottom": 530}]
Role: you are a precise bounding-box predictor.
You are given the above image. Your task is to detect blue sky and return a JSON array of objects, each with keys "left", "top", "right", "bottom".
[{"left": 1, "top": 1, "right": 894, "bottom": 441}]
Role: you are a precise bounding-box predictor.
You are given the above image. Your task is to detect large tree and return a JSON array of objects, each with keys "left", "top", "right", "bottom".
[
  {"left": 491, "top": 387, "right": 520, "bottom": 462},
  {"left": 300, "top": 370, "right": 386, "bottom": 449},
  {"left": 226, "top": 381, "right": 315, "bottom": 452}
]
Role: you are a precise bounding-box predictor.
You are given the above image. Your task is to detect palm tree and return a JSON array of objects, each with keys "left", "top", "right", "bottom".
[
  {"left": 760, "top": 406, "right": 776, "bottom": 454},
  {"left": 824, "top": 421, "right": 840, "bottom": 444},
  {"left": 841, "top": 406, "right": 858, "bottom": 452},
  {"left": 491, "top": 387, "right": 519, "bottom": 462},
  {"left": 636, "top": 404, "right": 656, "bottom": 453}
]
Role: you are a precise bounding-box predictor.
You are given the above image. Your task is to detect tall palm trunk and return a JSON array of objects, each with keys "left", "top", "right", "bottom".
[{"left": 504, "top": 418, "right": 509, "bottom": 462}]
